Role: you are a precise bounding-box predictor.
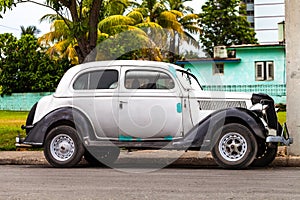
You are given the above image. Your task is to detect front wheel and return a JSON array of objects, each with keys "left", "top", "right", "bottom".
[
  {"left": 211, "top": 123, "right": 258, "bottom": 169},
  {"left": 251, "top": 142, "right": 278, "bottom": 167},
  {"left": 44, "top": 125, "right": 84, "bottom": 167}
]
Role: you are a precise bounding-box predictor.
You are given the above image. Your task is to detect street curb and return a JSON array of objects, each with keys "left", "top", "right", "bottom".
[
  {"left": 271, "top": 156, "right": 300, "bottom": 167},
  {"left": 0, "top": 151, "right": 46, "bottom": 165},
  {"left": 0, "top": 150, "right": 300, "bottom": 167}
]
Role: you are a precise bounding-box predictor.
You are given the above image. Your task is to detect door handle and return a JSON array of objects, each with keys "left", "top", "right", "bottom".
[{"left": 119, "top": 101, "right": 128, "bottom": 109}]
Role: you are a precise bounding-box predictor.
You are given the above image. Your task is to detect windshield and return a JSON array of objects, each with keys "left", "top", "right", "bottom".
[{"left": 176, "top": 70, "right": 202, "bottom": 91}]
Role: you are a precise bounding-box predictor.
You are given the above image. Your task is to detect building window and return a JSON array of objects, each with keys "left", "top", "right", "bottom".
[
  {"left": 213, "top": 63, "right": 224, "bottom": 75},
  {"left": 255, "top": 61, "right": 274, "bottom": 81},
  {"left": 247, "top": 10, "right": 254, "bottom": 16}
]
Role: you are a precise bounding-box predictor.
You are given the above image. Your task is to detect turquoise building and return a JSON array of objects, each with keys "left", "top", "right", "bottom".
[{"left": 177, "top": 44, "right": 286, "bottom": 103}]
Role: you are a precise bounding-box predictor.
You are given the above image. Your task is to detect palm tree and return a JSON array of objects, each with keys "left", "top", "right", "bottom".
[
  {"left": 98, "top": 0, "right": 198, "bottom": 62},
  {"left": 97, "top": 11, "right": 164, "bottom": 61},
  {"left": 38, "top": 18, "right": 79, "bottom": 64},
  {"left": 100, "top": 0, "right": 138, "bottom": 20},
  {"left": 136, "top": 0, "right": 200, "bottom": 62},
  {"left": 38, "top": 0, "right": 135, "bottom": 64},
  {"left": 165, "top": 0, "right": 200, "bottom": 50},
  {"left": 39, "top": 15, "right": 110, "bottom": 64},
  {"left": 165, "top": 0, "right": 194, "bottom": 14},
  {"left": 20, "top": 25, "right": 41, "bottom": 37},
  {"left": 39, "top": 0, "right": 200, "bottom": 63}
]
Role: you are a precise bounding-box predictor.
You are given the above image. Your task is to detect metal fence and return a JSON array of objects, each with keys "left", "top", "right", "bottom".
[
  {"left": 202, "top": 84, "right": 286, "bottom": 103},
  {"left": 0, "top": 84, "right": 286, "bottom": 111}
]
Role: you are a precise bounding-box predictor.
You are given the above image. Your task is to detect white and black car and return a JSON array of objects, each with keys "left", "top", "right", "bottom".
[{"left": 17, "top": 60, "right": 292, "bottom": 169}]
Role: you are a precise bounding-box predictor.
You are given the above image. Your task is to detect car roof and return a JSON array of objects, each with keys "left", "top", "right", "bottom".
[
  {"left": 55, "top": 60, "right": 184, "bottom": 96},
  {"left": 73, "top": 60, "right": 183, "bottom": 71}
]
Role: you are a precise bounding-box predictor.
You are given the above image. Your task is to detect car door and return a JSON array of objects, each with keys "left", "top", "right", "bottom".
[
  {"left": 72, "top": 66, "right": 120, "bottom": 140},
  {"left": 118, "top": 66, "right": 183, "bottom": 140}
]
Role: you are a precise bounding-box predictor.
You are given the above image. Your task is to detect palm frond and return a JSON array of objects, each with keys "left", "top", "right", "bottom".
[
  {"left": 135, "top": 22, "right": 162, "bottom": 29},
  {"left": 127, "top": 10, "right": 144, "bottom": 24},
  {"left": 158, "top": 11, "right": 183, "bottom": 33},
  {"left": 182, "top": 24, "right": 201, "bottom": 35},
  {"left": 39, "top": 14, "right": 62, "bottom": 24},
  {"left": 169, "top": 10, "right": 183, "bottom": 18},
  {"left": 182, "top": 31, "right": 199, "bottom": 48},
  {"left": 98, "top": 15, "right": 136, "bottom": 34},
  {"left": 180, "top": 13, "right": 199, "bottom": 23}
]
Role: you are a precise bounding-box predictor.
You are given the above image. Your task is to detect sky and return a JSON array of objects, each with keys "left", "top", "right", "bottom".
[{"left": 0, "top": 0, "right": 206, "bottom": 38}]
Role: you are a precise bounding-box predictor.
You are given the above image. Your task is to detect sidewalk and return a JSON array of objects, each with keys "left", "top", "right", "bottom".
[{"left": 1, "top": 147, "right": 300, "bottom": 167}]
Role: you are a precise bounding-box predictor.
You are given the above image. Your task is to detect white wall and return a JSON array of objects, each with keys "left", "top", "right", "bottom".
[
  {"left": 254, "top": 0, "right": 285, "bottom": 44},
  {"left": 286, "top": 0, "right": 300, "bottom": 155}
]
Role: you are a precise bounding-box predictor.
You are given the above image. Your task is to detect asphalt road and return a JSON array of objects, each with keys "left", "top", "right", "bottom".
[{"left": 1, "top": 165, "right": 299, "bottom": 200}]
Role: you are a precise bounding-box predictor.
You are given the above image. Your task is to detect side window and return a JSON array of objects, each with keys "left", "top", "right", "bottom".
[
  {"left": 73, "top": 73, "right": 89, "bottom": 90},
  {"left": 73, "top": 70, "right": 118, "bottom": 90},
  {"left": 125, "top": 70, "right": 175, "bottom": 90}
]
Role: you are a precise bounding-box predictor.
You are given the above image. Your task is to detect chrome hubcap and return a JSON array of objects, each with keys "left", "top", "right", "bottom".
[
  {"left": 50, "top": 134, "right": 75, "bottom": 162},
  {"left": 219, "top": 132, "right": 247, "bottom": 162}
]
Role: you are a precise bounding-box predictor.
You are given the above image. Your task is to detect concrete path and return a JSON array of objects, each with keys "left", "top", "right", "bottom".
[{"left": 0, "top": 147, "right": 300, "bottom": 167}]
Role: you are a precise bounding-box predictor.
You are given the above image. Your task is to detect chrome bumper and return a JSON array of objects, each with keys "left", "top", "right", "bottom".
[
  {"left": 266, "top": 123, "right": 293, "bottom": 146},
  {"left": 15, "top": 136, "right": 33, "bottom": 148}
]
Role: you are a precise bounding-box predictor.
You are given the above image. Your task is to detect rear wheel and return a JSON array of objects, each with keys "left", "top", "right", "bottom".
[
  {"left": 211, "top": 123, "right": 258, "bottom": 169},
  {"left": 84, "top": 147, "right": 120, "bottom": 166},
  {"left": 84, "top": 151, "right": 101, "bottom": 166},
  {"left": 44, "top": 125, "right": 84, "bottom": 167}
]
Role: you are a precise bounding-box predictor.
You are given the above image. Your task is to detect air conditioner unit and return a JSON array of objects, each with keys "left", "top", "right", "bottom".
[{"left": 214, "top": 46, "right": 228, "bottom": 58}]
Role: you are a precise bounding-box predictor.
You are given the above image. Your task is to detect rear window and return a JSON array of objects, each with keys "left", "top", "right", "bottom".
[{"left": 73, "top": 70, "right": 118, "bottom": 90}]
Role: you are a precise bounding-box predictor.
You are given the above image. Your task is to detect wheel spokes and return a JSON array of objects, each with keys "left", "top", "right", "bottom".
[{"left": 220, "top": 133, "right": 247, "bottom": 162}]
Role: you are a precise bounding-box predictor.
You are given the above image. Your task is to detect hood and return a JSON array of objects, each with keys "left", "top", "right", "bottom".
[{"left": 191, "top": 90, "right": 253, "bottom": 100}]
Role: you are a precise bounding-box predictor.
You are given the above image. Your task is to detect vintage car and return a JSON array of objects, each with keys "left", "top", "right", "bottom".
[{"left": 16, "top": 60, "right": 292, "bottom": 169}]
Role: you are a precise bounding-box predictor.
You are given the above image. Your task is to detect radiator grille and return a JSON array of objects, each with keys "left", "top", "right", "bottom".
[{"left": 198, "top": 100, "right": 247, "bottom": 110}]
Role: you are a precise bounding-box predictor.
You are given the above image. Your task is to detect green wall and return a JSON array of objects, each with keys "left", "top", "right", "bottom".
[
  {"left": 0, "top": 92, "right": 52, "bottom": 111},
  {"left": 178, "top": 45, "right": 286, "bottom": 103}
]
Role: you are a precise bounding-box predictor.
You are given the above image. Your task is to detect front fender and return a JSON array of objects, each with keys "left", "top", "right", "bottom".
[
  {"left": 173, "top": 107, "right": 266, "bottom": 150},
  {"left": 23, "top": 107, "right": 95, "bottom": 146}
]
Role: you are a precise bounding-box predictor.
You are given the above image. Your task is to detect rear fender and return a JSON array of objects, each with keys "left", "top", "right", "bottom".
[
  {"left": 173, "top": 107, "right": 266, "bottom": 150},
  {"left": 23, "top": 107, "right": 95, "bottom": 146}
]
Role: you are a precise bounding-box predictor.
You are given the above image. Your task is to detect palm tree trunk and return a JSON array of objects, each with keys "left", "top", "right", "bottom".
[{"left": 88, "top": 0, "right": 103, "bottom": 52}]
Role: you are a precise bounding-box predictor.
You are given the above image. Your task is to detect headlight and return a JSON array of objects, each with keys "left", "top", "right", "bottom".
[{"left": 251, "top": 93, "right": 277, "bottom": 130}]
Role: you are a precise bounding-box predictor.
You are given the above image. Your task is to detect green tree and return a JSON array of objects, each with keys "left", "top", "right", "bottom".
[
  {"left": 0, "top": 33, "right": 72, "bottom": 95},
  {"left": 117, "top": 0, "right": 200, "bottom": 62},
  {"left": 96, "top": 10, "right": 164, "bottom": 61},
  {"left": 199, "top": 0, "right": 258, "bottom": 57},
  {"left": 37, "top": 0, "right": 133, "bottom": 64},
  {"left": 20, "top": 25, "right": 41, "bottom": 37},
  {"left": 100, "top": 0, "right": 136, "bottom": 20},
  {"left": 38, "top": 18, "right": 79, "bottom": 64},
  {"left": 1, "top": 0, "right": 110, "bottom": 63},
  {"left": 0, "top": 0, "right": 199, "bottom": 63}
]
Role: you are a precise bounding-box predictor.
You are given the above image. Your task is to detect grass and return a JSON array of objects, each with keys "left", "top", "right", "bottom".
[
  {"left": 0, "top": 111, "right": 28, "bottom": 150},
  {"left": 277, "top": 111, "right": 286, "bottom": 126},
  {"left": 0, "top": 110, "right": 288, "bottom": 151}
]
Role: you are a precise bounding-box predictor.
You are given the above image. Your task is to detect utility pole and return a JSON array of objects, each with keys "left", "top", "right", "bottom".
[{"left": 286, "top": 0, "right": 300, "bottom": 155}]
